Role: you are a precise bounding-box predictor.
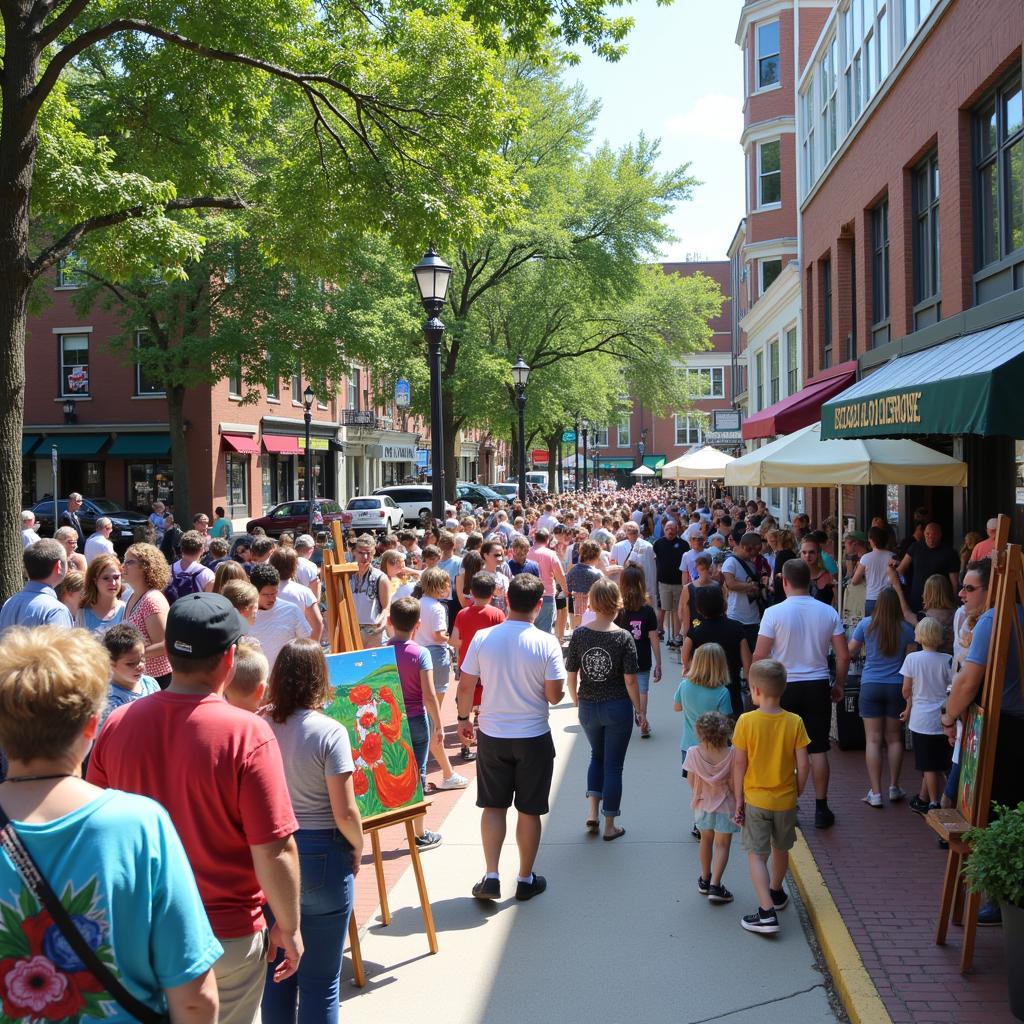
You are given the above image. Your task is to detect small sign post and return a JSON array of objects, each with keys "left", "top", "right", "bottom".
[
  {"left": 51, "top": 445, "right": 59, "bottom": 530},
  {"left": 561, "top": 429, "right": 576, "bottom": 443}
]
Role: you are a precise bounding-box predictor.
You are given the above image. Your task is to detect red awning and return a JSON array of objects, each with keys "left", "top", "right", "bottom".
[
  {"left": 742, "top": 363, "right": 857, "bottom": 440},
  {"left": 221, "top": 433, "right": 260, "bottom": 454},
  {"left": 262, "top": 435, "right": 301, "bottom": 455}
]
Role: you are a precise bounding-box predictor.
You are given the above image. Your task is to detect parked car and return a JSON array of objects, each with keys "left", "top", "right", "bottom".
[
  {"left": 492, "top": 482, "right": 520, "bottom": 500},
  {"left": 373, "top": 485, "right": 457, "bottom": 526},
  {"left": 30, "top": 498, "right": 151, "bottom": 554},
  {"left": 455, "top": 482, "right": 506, "bottom": 508},
  {"left": 511, "top": 472, "right": 550, "bottom": 490},
  {"left": 344, "top": 496, "right": 404, "bottom": 535},
  {"left": 245, "top": 499, "right": 347, "bottom": 538}
]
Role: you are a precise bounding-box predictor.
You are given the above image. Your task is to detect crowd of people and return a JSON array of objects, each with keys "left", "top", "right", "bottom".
[{"left": 1, "top": 483, "right": 1022, "bottom": 1018}]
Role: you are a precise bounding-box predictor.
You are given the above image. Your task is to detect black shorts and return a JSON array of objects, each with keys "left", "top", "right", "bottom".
[
  {"left": 912, "top": 731, "right": 952, "bottom": 773},
  {"left": 780, "top": 679, "right": 832, "bottom": 754},
  {"left": 475, "top": 730, "right": 556, "bottom": 815}
]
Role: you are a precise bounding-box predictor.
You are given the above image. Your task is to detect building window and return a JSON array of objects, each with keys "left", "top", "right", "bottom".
[
  {"left": 591, "top": 426, "right": 609, "bottom": 448},
  {"left": 913, "top": 151, "right": 940, "bottom": 317},
  {"left": 56, "top": 252, "right": 86, "bottom": 289},
  {"left": 266, "top": 365, "right": 279, "bottom": 401},
  {"left": 822, "top": 259, "right": 833, "bottom": 369},
  {"left": 761, "top": 258, "right": 783, "bottom": 294},
  {"left": 675, "top": 415, "right": 704, "bottom": 446},
  {"left": 757, "top": 140, "right": 781, "bottom": 206},
  {"left": 134, "top": 331, "right": 164, "bottom": 396},
  {"left": 975, "top": 74, "right": 1023, "bottom": 270},
  {"left": 754, "top": 351, "right": 764, "bottom": 411},
  {"left": 685, "top": 367, "right": 725, "bottom": 399},
  {"left": 801, "top": 83, "right": 817, "bottom": 193},
  {"left": 227, "top": 356, "right": 243, "bottom": 398},
  {"left": 819, "top": 36, "right": 839, "bottom": 162},
  {"left": 769, "top": 341, "right": 780, "bottom": 405},
  {"left": 842, "top": 0, "right": 887, "bottom": 131},
  {"left": 615, "top": 419, "right": 630, "bottom": 448},
  {"left": 348, "top": 369, "right": 359, "bottom": 409},
  {"left": 871, "top": 200, "right": 891, "bottom": 344},
  {"left": 901, "top": 0, "right": 932, "bottom": 49},
  {"left": 786, "top": 326, "right": 798, "bottom": 394},
  {"left": 291, "top": 372, "right": 302, "bottom": 403},
  {"left": 226, "top": 455, "right": 248, "bottom": 514},
  {"left": 59, "top": 333, "right": 90, "bottom": 397},
  {"left": 755, "top": 21, "right": 780, "bottom": 90}
]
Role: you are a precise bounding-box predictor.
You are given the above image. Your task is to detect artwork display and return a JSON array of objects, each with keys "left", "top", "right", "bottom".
[
  {"left": 957, "top": 703, "right": 984, "bottom": 822},
  {"left": 324, "top": 647, "right": 423, "bottom": 819}
]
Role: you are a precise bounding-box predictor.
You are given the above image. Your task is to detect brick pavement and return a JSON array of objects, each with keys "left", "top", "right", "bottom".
[{"left": 797, "top": 746, "right": 1015, "bottom": 1024}]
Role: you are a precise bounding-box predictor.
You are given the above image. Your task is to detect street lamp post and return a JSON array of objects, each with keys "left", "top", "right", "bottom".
[
  {"left": 303, "top": 384, "right": 315, "bottom": 538},
  {"left": 412, "top": 247, "right": 453, "bottom": 523},
  {"left": 511, "top": 356, "right": 530, "bottom": 504},
  {"left": 580, "top": 419, "right": 590, "bottom": 493}
]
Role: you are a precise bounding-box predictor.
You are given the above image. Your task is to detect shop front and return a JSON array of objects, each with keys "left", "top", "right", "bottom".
[
  {"left": 367, "top": 439, "right": 418, "bottom": 487},
  {"left": 107, "top": 433, "right": 173, "bottom": 511}
]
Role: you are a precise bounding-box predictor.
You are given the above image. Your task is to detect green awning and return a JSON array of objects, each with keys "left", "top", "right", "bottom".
[
  {"left": 22, "top": 435, "right": 40, "bottom": 457},
  {"left": 45, "top": 434, "right": 109, "bottom": 457},
  {"left": 822, "top": 317, "right": 1024, "bottom": 439},
  {"left": 642, "top": 454, "right": 666, "bottom": 470},
  {"left": 107, "top": 433, "right": 171, "bottom": 457},
  {"left": 592, "top": 457, "right": 634, "bottom": 470}
]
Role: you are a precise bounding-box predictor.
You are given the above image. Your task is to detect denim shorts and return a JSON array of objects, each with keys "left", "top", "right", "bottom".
[
  {"left": 695, "top": 809, "right": 739, "bottom": 834},
  {"left": 858, "top": 682, "right": 906, "bottom": 719},
  {"left": 636, "top": 670, "right": 650, "bottom": 695},
  {"left": 428, "top": 644, "right": 451, "bottom": 694}
]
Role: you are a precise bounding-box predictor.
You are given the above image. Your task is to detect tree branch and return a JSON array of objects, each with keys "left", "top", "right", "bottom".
[
  {"left": 34, "top": 0, "right": 92, "bottom": 47},
  {"left": 29, "top": 195, "right": 245, "bottom": 279}
]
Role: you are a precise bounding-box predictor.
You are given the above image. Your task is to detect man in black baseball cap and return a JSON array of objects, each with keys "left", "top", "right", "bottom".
[{"left": 164, "top": 591, "right": 247, "bottom": 663}]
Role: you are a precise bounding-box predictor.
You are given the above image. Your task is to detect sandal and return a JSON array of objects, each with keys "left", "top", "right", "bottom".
[
  {"left": 585, "top": 820, "right": 599, "bottom": 835},
  {"left": 603, "top": 826, "right": 626, "bottom": 842}
]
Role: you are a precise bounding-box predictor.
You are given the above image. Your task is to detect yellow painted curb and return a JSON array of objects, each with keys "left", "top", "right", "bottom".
[{"left": 789, "top": 830, "right": 893, "bottom": 1024}]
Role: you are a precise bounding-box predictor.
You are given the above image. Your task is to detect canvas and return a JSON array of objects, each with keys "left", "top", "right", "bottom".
[
  {"left": 325, "top": 647, "right": 424, "bottom": 819},
  {"left": 957, "top": 703, "right": 984, "bottom": 822}
]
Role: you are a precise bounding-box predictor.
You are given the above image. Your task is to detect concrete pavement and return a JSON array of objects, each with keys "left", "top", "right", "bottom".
[{"left": 343, "top": 675, "right": 840, "bottom": 1024}]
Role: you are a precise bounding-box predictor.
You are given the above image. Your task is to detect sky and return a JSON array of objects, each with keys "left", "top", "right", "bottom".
[{"left": 570, "top": 0, "right": 745, "bottom": 263}]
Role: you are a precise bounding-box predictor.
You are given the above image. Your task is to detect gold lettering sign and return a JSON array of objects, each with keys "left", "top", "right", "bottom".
[{"left": 832, "top": 391, "right": 922, "bottom": 431}]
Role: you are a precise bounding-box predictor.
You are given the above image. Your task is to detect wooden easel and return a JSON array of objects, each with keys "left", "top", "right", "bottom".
[
  {"left": 928, "top": 514, "right": 1017, "bottom": 972},
  {"left": 322, "top": 522, "right": 439, "bottom": 986}
]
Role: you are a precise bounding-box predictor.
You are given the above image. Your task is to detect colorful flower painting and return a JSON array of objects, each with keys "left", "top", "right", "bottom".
[
  {"left": 0, "top": 878, "right": 116, "bottom": 1022},
  {"left": 325, "top": 647, "right": 423, "bottom": 819}
]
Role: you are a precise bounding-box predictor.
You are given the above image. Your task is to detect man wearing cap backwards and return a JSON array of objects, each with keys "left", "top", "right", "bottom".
[{"left": 89, "top": 593, "right": 302, "bottom": 1024}]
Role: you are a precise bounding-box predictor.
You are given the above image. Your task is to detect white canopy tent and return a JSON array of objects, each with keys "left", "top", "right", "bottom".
[
  {"left": 630, "top": 464, "right": 657, "bottom": 477},
  {"left": 661, "top": 445, "right": 736, "bottom": 481}
]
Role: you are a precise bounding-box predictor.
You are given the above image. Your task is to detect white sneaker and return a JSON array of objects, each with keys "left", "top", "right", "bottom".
[
  {"left": 862, "top": 790, "right": 883, "bottom": 808},
  {"left": 888, "top": 786, "right": 907, "bottom": 802},
  {"left": 438, "top": 773, "right": 469, "bottom": 790}
]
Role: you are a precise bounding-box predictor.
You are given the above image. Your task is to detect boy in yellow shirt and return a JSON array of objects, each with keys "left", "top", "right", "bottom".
[{"left": 732, "top": 659, "right": 810, "bottom": 934}]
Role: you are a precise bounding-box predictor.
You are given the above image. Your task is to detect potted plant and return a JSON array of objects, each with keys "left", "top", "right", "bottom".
[{"left": 964, "top": 802, "right": 1024, "bottom": 1020}]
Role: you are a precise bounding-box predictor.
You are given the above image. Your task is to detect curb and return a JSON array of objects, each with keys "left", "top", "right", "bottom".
[{"left": 789, "top": 829, "right": 892, "bottom": 1024}]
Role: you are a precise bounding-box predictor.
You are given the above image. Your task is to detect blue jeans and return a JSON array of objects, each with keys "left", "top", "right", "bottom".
[
  {"left": 578, "top": 697, "right": 634, "bottom": 818},
  {"left": 262, "top": 828, "right": 355, "bottom": 1024},
  {"left": 535, "top": 595, "right": 555, "bottom": 633},
  {"left": 408, "top": 712, "right": 431, "bottom": 791}
]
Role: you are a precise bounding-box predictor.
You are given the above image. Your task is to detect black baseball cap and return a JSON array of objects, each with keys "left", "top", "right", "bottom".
[{"left": 164, "top": 593, "right": 247, "bottom": 659}]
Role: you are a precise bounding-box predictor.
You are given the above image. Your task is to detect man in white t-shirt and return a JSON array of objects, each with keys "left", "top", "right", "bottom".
[
  {"left": 754, "top": 558, "right": 849, "bottom": 830},
  {"left": 683, "top": 514, "right": 705, "bottom": 546},
  {"left": 611, "top": 521, "right": 656, "bottom": 605},
  {"left": 293, "top": 535, "right": 321, "bottom": 600},
  {"left": 170, "top": 531, "right": 215, "bottom": 592},
  {"left": 21, "top": 510, "right": 40, "bottom": 549},
  {"left": 849, "top": 525, "right": 895, "bottom": 614},
  {"left": 722, "top": 532, "right": 764, "bottom": 651},
  {"left": 536, "top": 503, "right": 559, "bottom": 533},
  {"left": 84, "top": 517, "right": 116, "bottom": 565},
  {"left": 456, "top": 574, "right": 566, "bottom": 904},
  {"left": 249, "top": 563, "right": 312, "bottom": 670},
  {"left": 271, "top": 548, "right": 323, "bottom": 638}
]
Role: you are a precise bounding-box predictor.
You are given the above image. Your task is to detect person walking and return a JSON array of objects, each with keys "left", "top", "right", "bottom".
[
  {"left": 722, "top": 533, "right": 766, "bottom": 654},
  {"left": 652, "top": 517, "right": 688, "bottom": 646},
  {"left": 121, "top": 543, "right": 173, "bottom": 687},
  {"left": 0, "top": 540, "right": 74, "bottom": 633},
  {"left": 83, "top": 517, "right": 115, "bottom": 565},
  {"left": 60, "top": 492, "right": 85, "bottom": 548},
  {"left": 753, "top": 559, "right": 848, "bottom": 830},
  {"left": 565, "top": 579, "right": 643, "bottom": 841},
  {"left": 850, "top": 525, "right": 896, "bottom": 615},
  {"left": 455, "top": 575, "right": 566, "bottom": 902},
  {"left": 528, "top": 528, "right": 568, "bottom": 634},
  {"left": 611, "top": 521, "right": 657, "bottom": 607},
  {"left": 615, "top": 565, "right": 661, "bottom": 738}
]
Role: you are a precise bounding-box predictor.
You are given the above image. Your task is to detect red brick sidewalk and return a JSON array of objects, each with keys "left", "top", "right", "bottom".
[{"left": 798, "top": 747, "right": 1014, "bottom": 1023}]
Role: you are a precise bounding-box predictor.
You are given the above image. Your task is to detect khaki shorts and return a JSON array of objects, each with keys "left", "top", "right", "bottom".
[
  {"left": 741, "top": 804, "right": 798, "bottom": 856},
  {"left": 658, "top": 582, "right": 683, "bottom": 614}
]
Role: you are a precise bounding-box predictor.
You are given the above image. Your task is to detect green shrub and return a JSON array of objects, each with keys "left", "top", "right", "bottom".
[{"left": 964, "top": 802, "right": 1024, "bottom": 907}]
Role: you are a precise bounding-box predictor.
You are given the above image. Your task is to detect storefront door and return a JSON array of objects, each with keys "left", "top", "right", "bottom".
[{"left": 126, "top": 462, "right": 173, "bottom": 511}]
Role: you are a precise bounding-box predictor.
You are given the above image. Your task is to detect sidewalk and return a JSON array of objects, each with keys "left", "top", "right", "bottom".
[
  {"left": 343, "top": 681, "right": 839, "bottom": 1024},
  {"left": 796, "top": 745, "right": 1014, "bottom": 1024}
]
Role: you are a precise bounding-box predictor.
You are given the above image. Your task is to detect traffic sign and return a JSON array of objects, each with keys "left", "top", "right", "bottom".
[{"left": 561, "top": 430, "right": 576, "bottom": 443}]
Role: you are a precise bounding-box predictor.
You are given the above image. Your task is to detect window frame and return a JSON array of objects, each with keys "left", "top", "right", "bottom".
[
  {"left": 755, "top": 20, "right": 781, "bottom": 92},
  {"left": 912, "top": 150, "right": 941, "bottom": 322},
  {"left": 58, "top": 332, "right": 91, "bottom": 398},
  {"left": 769, "top": 340, "right": 781, "bottom": 405},
  {"left": 56, "top": 251, "right": 86, "bottom": 289},
  {"left": 757, "top": 139, "right": 782, "bottom": 208},
  {"left": 754, "top": 350, "right": 764, "bottom": 411},
  {"left": 786, "top": 326, "right": 799, "bottom": 395},
  {"left": 615, "top": 419, "right": 630, "bottom": 448},
  {"left": 760, "top": 258, "right": 783, "bottom": 295},
  {"left": 685, "top": 366, "right": 726, "bottom": 400},
  {"left": 291, "top": 373, "right": 302, "bottom": 404},
  {"left": 225, "top": 454, "right": 249, "bottom": 515},
  {"left": 227, "top": 355, "right": 243, "bottom": 399},
  {"left": 674, "top": 415, "right": 704, "bottom": 447},
  {"left": 871, "top": 198, "right": 891, "bottom": 345},
  {"left": 822, "top": 258, "right": 833, "bottom": 370},
  {"left": 134, "top": 330, "right": 165, "bottom": 397},
  {"left": 591, "top": 426, "right": 609, "bottom": 448}
]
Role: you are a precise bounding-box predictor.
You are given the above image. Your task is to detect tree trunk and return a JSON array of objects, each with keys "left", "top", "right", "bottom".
[
  {"left": 167, "top": 385, "right": 192, "bottom": 526},
  {"left": 546, "top": 432, "right": 558, "bottom": 492},
  {"left": 0, "top": 10, "right": 41, "bottom": 601},
  {"left": 441, "top": 401, "right": 459, "bottom": 503}
]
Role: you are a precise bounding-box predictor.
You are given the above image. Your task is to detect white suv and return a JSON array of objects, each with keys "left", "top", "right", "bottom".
[
  {"left": 344, "top": 496, "right": 404, "bottom": 535},
  {"left": 373, "top": 486, "right": 457, "bottom": 525}
]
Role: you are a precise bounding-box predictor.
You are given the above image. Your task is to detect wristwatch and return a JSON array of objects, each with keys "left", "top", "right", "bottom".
[{"left": 457, "top": 715, "right": 470, "bottom": 722}]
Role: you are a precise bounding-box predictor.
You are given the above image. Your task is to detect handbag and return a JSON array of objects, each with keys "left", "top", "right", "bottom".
[{"left": 0, "top": 802, "right": 169, "bottom": 1024}]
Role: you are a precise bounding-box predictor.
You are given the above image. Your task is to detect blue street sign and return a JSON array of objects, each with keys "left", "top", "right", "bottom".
[
  {"left": 561, "top": 430, "right": 577, "bottom": 443},
  {"left": 395, "top": 378, "right": 411, "bottom": 408}
]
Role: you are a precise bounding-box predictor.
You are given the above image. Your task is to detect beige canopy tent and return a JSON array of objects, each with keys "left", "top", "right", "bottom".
[
  {"left": 630, "top": 464, "right": 657, "bottom": 477},
  {"left": 661, "top": 445, "right": 736, "bottom": 481}
]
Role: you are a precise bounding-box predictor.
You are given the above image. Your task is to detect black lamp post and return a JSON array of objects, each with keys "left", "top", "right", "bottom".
[
  {"left": 303, "top": 384, "right": 315, "bottom": 537},
  {"left": 580, "top": 418, "right": 590, "bottom": 494},
  {"left": 62, "top": 399, "right": 76, "bottom": 425},
  {"left": 511, "top": 356, "right": 530, "bottom": 503},
  {"left": 412, "top": 247, "right": 452, "bottom": 522}
]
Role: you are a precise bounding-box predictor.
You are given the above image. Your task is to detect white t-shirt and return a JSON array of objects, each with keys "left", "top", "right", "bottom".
[
  {"left": 630, "top": 510, "right": 644, "bottom": 525},
  {"left": 84, "top": 532, "right": 115, "bottom": 565},
  {"left": 679, "top": 548, "right": 706, "bottom": 582},
  {"left": 170, "top": 559, "right": 214, "bottom": 591},
  {"left": 899, "top": 650, "right": 953, "bottom": 734},
  {"left": 295, "top": 556, "right": 319, "bottom": 588},
  {"left": 462, "top": 620, "right": 566, "bottom": 738},
  {"left": 278, "top": 579, "right": 316, "bottom": 613},
  {"left": 757, "top": 595, "right": 844, "bottom": 682},
  {"left": 21, "top": 528, "right": 40, "bottom": 549},
  {"left": 683, "top": 522, "right": 704, "bottom": 545},
  {"left": 612, "top": 537, "right": 657, "bottom": 599},
  {"left": 537, "top": 514, "right": 558, "bottom": 532},
  {"left": 415, "top": 595, "right": 449, "bottom": 647},
  {"left": 250, "top": 599, "right": 312, "bottom": 670},
  {"left": 722, "top": 555, "right": 761, "bottom": 626},
  {"left": 859, "top": 548, "right": 893, "bottom": 600}
]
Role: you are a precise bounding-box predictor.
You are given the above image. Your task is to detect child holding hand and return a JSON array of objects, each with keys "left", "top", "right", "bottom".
[{"left": 684, "top": 711, "right": 740, "bottom": 904}]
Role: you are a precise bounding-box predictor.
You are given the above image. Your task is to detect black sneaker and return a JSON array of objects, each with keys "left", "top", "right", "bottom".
[
  {"left": 515, "top": 873, "right": 547, "bottom": 902},
  {"left": 415, "top": 830, "right": 442, "bottom": 851},
  {"left": 909, "top": 795, "right": 931, "bottom": 815},
  {"left": 741, "top": 907, "right": 780, "bottom": 934},
  {"left": 814, "top": 806, "right": 835, "bottom": 830},
  {"left": 708, "top": 884, "right": 734, "bottom": 904},
  {"left": 697, "top": 875, "right": 710, "bottom": 896},
  {"left": 472, "top": 876, "right": 500, "bottom": 901},
  {"left": 770, "top": 886, "right": 789, "bottom": 910}
]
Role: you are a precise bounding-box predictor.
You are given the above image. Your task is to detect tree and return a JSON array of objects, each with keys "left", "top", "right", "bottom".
[{"left": 0, "top": 0, "right": 652, "bottom": 600}]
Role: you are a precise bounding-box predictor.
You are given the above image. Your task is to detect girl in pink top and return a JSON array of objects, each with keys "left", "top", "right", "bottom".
[{"left": 683, "top": 711, "right": 740, "bottom": 904}]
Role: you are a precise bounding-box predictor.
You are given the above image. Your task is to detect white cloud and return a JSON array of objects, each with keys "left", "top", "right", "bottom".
[{"left": 664, "top": 94, "right": 743, "bottom": 143}]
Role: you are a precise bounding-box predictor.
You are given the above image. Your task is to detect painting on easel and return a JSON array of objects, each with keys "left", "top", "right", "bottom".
[
  {"left": 957, "top": 704, "right": 984, "bottom": 822},
  {"left": 325, "top": 647, "right": 423, "bottom": 818}
]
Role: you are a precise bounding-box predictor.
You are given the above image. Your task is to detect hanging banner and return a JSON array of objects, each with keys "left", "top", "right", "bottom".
[{"left": 395, "top": 378, "right": 411, "bottom": 408}]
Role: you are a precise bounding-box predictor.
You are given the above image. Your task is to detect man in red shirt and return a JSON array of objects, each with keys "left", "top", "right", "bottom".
[
  {"left": 528, "top": 527, "right": 568, "bottom": 635},
  {"left": 89, "top": 593, "right": 301, "bottom": 1024}
]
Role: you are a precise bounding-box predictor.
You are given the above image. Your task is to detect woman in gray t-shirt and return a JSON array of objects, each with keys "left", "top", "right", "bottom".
[{"left": 261, "top": 639, "right": 364, "bottom": 1023}]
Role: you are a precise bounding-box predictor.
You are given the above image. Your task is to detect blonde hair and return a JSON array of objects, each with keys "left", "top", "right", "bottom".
[
  {"left": 419, "top": 567, "right": 450, "bottom": 598},
  {"left": 230, "top": 638, "right": 270, "bottom": 698},
  {"left": 379, "top": 550, "right": 408, "bottom": 576},
  {"left": 695, "top": 710, "right": 733, "bottom": 748},
  {"left": 56, "top": 570, "right": 86, "bottom": 601},
  {"left": 81, "top": 553, "right": 123, "bottom": 608},
  {"left": 687, "top": 643, "right": 729, "bottom": 688},
  {"left": 588, "top": 578, "right": 623, "bottom": 617},
  {"left": 922, "top": 573, "right": 957, "bottom": 612},
  {"left": 124, "top": 542, "right": 171, "bottom": 592},
  {"left": 0, "top": 626, "right": 108, "bottom": 760},
  {"left": 221, "top": 579, "right": 259, "bottom": 613},
  {"left": 750, "top": 658, "right": 787, "bottom": 697},
  {"left": 915, "top": 616, "right": 945, "bottom": 649}
]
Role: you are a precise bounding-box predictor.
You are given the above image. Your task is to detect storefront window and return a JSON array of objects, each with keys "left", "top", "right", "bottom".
[
  {"left": 127, "top": 463, "right": 173, "bottom": 511},
  {"left": 226, "top": 455, "right": 249, "bottom": 514}
]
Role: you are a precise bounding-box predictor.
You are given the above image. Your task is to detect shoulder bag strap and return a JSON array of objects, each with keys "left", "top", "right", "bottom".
[{"left": 0, "top": 803, "right": 167, "bottom": 1024}]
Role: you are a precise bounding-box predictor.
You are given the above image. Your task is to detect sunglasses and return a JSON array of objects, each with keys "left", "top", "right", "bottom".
[{"left": 960, "top": 584, "right": 984, "bottom": 593}]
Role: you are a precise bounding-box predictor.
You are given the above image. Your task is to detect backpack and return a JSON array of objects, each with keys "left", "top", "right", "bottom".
[{"left": 164, "top": 564, "right": 204, "bottom": 605}]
